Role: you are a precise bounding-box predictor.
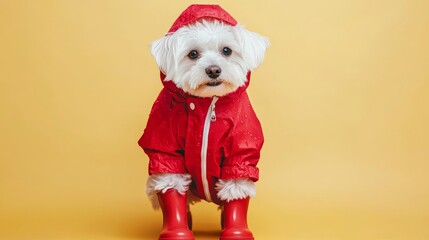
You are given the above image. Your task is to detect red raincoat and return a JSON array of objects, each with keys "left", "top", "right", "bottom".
[{"left": 138, "top": 5, "right": 264, "bottom": 205}]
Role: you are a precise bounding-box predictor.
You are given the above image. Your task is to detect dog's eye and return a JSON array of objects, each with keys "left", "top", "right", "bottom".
[
  {"left": 188, "top": 50, "right": 199, "bottom": 59},
  {"left": 222, "top": 47, "right": 232, "bottom": 56}
]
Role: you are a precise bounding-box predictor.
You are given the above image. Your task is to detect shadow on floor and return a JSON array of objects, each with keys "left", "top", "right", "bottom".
[{"left": 193, "top": 229, "right": 222, "bottom": 238}]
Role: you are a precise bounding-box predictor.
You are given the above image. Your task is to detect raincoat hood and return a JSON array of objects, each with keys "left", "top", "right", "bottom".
[{"left": 167, "top": 4, "right": 237, "bottom": 34}]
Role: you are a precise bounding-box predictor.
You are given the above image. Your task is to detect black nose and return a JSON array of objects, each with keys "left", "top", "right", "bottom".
[{"left": 205, "top": 65, "right": 221, "bottom": 79}]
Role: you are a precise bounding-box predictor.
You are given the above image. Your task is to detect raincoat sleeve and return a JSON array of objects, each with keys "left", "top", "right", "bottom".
[
  {"left": 221, "top": 96, "right": 264, "bottom": 182},
  {"left": 138, "top": 89, "right": 187, "bottom": 175}
]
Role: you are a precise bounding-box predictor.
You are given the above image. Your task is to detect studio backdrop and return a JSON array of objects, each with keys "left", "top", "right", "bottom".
[{"left": 1, "top": 0, "right": 428, "bottom": 239}]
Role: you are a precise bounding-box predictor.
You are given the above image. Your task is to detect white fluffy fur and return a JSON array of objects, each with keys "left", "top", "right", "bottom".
[
  {"left": 215, "top": 178, "right": 256, "bottom": 202},
  {"left": 151, "top": 20, "right": 269, "bottom": 97},
  {"left": 146, "top": 173, "right": 192, "bottom": 209}
]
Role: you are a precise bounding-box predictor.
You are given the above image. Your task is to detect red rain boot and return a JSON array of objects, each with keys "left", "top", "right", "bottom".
[
  {"left": 157, "top": 189, "right": 194, "bottom": 240},
  {"left": 220, "top": 198, "right": 254, "bottom": 240}
]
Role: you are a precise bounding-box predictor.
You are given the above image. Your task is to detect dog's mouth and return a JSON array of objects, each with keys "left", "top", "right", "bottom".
[{"left": 206, "top": 80, "right": 223, "bottom": 87}]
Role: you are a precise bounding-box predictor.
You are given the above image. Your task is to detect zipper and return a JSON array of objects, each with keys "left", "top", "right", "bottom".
[{"left": 201, "top": 96, "right": 218, "bottom": 202}]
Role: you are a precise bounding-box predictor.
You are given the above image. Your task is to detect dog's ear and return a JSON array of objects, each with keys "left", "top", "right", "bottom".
[
  {"left": 233, "top": 25, "right": 270, "bottom": 70},
  {"left": 151, "top": 34, "right": 177, "bottom": 80}
]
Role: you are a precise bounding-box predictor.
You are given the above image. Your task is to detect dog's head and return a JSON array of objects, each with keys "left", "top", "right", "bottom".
[{"left": 151, "top": 6, "right": 269, "bottom": 98}]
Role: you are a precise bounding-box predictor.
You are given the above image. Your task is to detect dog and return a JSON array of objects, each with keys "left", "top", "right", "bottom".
[{"left": 138, "top": 4, "right": 269, "bottom": 240}]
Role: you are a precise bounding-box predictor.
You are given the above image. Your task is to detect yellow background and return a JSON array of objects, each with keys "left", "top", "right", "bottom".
[{"left": 1, "top": 0, "right": 428, "bottom": 239}]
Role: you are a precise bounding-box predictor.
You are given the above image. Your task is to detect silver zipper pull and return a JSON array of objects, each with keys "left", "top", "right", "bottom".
[
  {"left": 211, "top": 104, "right": 216, "bottom": 122},
  {"left": 210, "top": 97, "right": 218, "bottom": 122}
]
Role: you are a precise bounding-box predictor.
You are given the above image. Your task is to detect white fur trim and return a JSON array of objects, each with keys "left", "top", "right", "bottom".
[
  {"left": 146, "top": 173, "right": 191, "bottom": 209},
  {"left": 215, "top": 178, "right": 256, "bottom": 202}
]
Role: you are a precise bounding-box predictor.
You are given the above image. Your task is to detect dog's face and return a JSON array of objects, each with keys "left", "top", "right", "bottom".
[{"left": 151, "top": 20, "right": 269, "bottom": 97}]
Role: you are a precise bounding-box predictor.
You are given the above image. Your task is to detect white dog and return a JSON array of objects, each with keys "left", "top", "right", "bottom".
[{"left": 138, "top": 4, "right": 269, "bottom": 240}]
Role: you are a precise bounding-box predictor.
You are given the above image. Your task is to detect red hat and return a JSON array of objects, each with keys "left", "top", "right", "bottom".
[{"left": 168, "top": 4, "right": 237, "bottom": 33}]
